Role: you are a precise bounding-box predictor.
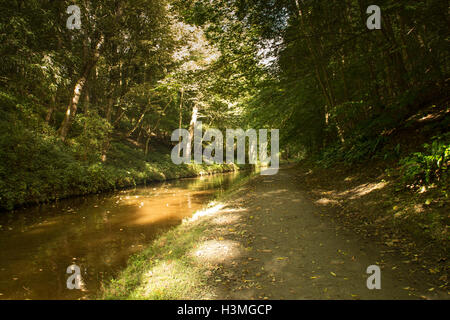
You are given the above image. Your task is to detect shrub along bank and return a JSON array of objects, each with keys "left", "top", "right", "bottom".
[{"left": 0, "top": 121, "right": 238, "bottom": 211}]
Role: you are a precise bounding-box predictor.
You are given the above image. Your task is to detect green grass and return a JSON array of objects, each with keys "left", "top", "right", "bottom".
[
  {"left": 102, "top": 221, "right": 212, "bottom": 299},
  {"left": 101, "top": 169, "right": 254, "bottom": 300}
]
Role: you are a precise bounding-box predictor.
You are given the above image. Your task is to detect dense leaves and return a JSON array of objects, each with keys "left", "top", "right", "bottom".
[{"left": 0, "top": 1, "right": 448, "bottom": 210}]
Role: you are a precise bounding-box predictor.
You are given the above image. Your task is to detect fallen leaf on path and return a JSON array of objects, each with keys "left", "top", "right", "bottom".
[{"left": 429, "top": 268, "right": 439, "bottom": 274}]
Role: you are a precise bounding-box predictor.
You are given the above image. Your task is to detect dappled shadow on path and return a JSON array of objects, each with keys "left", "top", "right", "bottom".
[
  {"left": 105, "top": 167, "right": 447, "bottom": 300},
  {"left": 186, "top": 168, "right": 448, "bottom": 300}
]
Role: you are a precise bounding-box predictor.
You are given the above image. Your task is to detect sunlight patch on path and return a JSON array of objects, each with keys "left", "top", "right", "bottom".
[
  {"left": 339, "top": 182, "right": 388, "bottom": 199},
  {"left": 191, "top": 240, "right": 242, "bottom": 265}
]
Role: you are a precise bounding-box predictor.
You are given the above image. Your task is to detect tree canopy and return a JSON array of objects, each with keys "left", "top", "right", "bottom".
[{"left": 0, "top": 0, "right": 448, "bottom": 209}]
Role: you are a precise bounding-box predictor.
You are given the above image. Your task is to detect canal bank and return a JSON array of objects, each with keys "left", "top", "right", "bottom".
[
  {"left": 0, "top": 137, "right": 241, "bottom": 212},
  {"left": 102, "top": 166, "right": 448, "bottom": 300}
]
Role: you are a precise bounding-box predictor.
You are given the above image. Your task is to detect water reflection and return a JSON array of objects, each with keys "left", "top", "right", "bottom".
[{"left": 0, "top": 171, "right": 249, "bottom": 299}]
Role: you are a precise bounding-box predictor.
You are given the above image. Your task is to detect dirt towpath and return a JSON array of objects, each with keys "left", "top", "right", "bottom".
[{"left": 204, "top": 166, "right": 448, "bottom": 299}]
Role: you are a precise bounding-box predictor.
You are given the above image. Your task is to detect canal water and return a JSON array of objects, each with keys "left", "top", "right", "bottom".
[{"left": 0, "top": 171, "right": 249, "bottom": 299}]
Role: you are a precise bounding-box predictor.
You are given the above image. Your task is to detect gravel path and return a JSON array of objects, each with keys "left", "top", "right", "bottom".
[{"left": 208, "top": 167, "right": 447, "bottom": 299}]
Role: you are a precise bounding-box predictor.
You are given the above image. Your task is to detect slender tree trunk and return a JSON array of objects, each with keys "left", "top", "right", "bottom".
[
  {"left": 177, "top": 88, "right": 184, "bottom": 156},
  {"left": 101, "top": 96, "right": 113, "bottom": 162},
  {"left": 127, "top": 108, "right": 147, "bottom": 137},
  {"left": 293, "top": 0, "right": 344, "bottom": 143},
  {"left": 381, "top": 15, "right": 409, "bottom": 91},
  {"left": 59, "top": 71, "right": 89, "bottom": 141},
  {"left": 145, "top": 135, "right": 151, "bottom": 157},
  {"left": 357, "top": 0, "right": 384, "bottom": 108},
  {"left": 84, "top": 84, "right": 90, "bottom": 115},
  {"left": 59, "top": 35, "right": 104, "bottom": 141},
  {"left": 45, "top": 95, "right": 56, "bottom": 124},
  {"left": 82, "top": 83, "right": 90, "bottom": 137},
  {"left": 137, "top": 128, "right": 143, "bottom": 144},
  {"left": 143, "top": 97, "right": 173, "bottom": 156},
  {"left": 339, "top": 52, "right": 350, "bottom": 102},
  {"left": 187, "top": 104, "right": 198, "bottom": 158}
]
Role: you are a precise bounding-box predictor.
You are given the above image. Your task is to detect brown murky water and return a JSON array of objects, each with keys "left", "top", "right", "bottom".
[{"left": 0, "top": 171, "right": 249, "bottom": 299}]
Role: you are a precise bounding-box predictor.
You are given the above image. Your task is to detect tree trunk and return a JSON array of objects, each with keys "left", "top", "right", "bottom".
[
  {"left": 381, "top": 14, "right": 409, "bottom": 92},
  {"left": 187, "top": 104, "right": 198, "bottom": 158},
  {"left": 145, "top": 135, "right": 151, "bottom": 157},
  {"left": 127, "top": 108, "right": 147, "bottom": 137},
  {"left": 188, "top": 104, "right": 198, "bottom": 142},
  {"left": 45, "top": 95, "right": 56, "bottom": 124},
  {"left": 101, "top": 96, "right": 113, "bottom": 162},
  {"left": 144, "top": 98, "right": 173, "bottom": 157},
  {"left": 59, "top": 35, "right": 104, "bottom": 141},
  {"left": 293, "top": 0, "right": 344, "bottom": 144},
  {"left": 177, "top": 88, "right": 184, "bottom": 157}
]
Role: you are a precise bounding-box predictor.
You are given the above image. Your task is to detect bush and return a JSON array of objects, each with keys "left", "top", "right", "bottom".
[
  {"left": 318, "top": 134, "right": 386, "bottom": 167},
  {"left": 399, "top": 133, "right": 450, "bottom": 187},
  {"left": 0, "top": 91, "right": 239, "bottom": 211}
]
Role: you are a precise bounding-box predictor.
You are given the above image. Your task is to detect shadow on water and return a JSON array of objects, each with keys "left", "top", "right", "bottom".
[{"left": 0, "top": 171, "right": 250, "bottom": 299}]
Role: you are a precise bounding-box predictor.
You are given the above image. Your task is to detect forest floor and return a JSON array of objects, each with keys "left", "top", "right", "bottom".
[{"left": 103, "top": 164, "right": 448, "bottom": 300}]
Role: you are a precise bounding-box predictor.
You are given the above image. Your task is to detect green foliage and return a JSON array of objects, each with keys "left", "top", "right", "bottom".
[
  {"left": 0, "top": 93, "right": 238, "bottom": 211},
  {"left": 193, "top": 0, "right": 449, "bottom": 167},
  {"left": 317, "top": 133, "right": 387, "bottom": 167},
  {"left": 1, "top": 0, "right": 448, "bottom": 212},
  {"left": 399, "top": 133, "right": 450, "bottom": 188},
  {"left": 330, "top": 101, "right": 371, "bottom": 136},
  {"left": 71, "top": 112, "right": 113, "bottom": 161}
]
